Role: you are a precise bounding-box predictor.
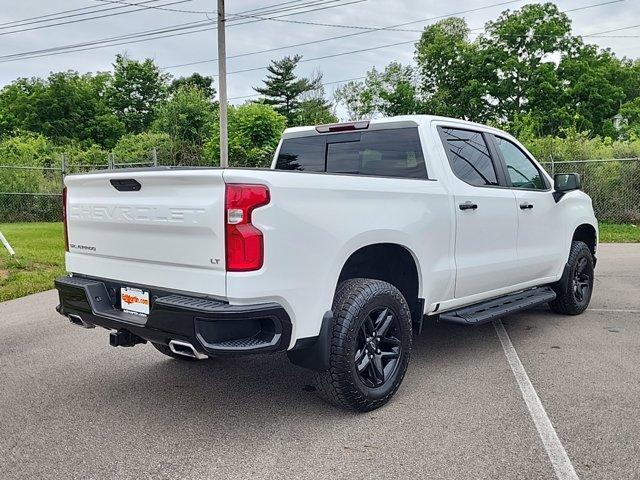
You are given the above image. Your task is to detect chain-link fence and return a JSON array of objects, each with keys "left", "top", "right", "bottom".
[
  {"left": 540, "top": 158, "right": 640, "bottom": 223},
  {"left": 0, "top": 151, "right": 157, "bottom": 223},
  {"left": 1, "top": 156, "right": 639, "bottom": 223}
]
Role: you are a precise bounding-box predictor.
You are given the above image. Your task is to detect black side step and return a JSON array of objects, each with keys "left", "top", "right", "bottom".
[{"left": 439, "top": 287, "right": 556, "bottom": 326}]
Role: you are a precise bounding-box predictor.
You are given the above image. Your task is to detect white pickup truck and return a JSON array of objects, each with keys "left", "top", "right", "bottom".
[{"left": 55, "top": 115, "right": 597, "bottom": 411}]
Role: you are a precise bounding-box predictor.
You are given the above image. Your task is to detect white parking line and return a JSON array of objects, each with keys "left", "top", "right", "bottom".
[
  {"left": 589, "top": 308, "right": 640, "bottom": 314},
  {"left": 494, "top": 320, "right": 579, "bottom": 480}
]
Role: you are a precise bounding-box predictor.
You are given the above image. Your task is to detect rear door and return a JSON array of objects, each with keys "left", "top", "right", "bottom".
[
  {"left": 491, "top": 135, "right": 565, "bottom": 281},
  {"left": 65, "top": 169, "right": 227, "bottom": 297},
  {"left": 438, "top": 126, "right": 519, "bottom": 299}
]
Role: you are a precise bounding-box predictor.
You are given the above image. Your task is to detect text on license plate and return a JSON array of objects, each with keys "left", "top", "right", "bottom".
[{"left": 120, "top": 287, "right": 150, "bottom": 316}]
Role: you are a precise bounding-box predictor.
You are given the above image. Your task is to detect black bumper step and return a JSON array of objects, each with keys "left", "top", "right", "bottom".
[
  {"left": 439, "top": 286, "right": 557, "bottom": 326},
  {"left": 54, "top": 275, "right": 292, "bottom": 356}
]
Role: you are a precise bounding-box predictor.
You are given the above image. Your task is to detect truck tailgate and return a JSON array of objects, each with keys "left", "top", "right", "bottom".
[{"left": 64, "top": 169, "right": 226, "bottom": 297}]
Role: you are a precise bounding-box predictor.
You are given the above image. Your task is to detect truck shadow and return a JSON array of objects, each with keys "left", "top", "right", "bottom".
[{"left": 101, "top": 313, "right": 530, "bottom": 421}]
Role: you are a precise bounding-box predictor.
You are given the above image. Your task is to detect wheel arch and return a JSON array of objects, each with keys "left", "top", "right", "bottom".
[
  {"left": 572, "top": 223, "right": 597, "bottom": 257},
  {"left": 335, "top": 242, "right": 423, "bottom": 324}
]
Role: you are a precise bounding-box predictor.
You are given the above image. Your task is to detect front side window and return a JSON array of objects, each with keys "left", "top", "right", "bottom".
[
  {"left": 275, "top": 127, "right": 427, "bottom": 179},
  {"left": 495, "top": 137, "right": 546, "bottom": 190},
  {"left": 440, "top": 128, "right": 498, "bottom": 187}
]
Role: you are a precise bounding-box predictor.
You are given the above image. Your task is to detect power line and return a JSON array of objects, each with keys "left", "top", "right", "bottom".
[
  {"left": 231, "top": 0, "right": 625, "bottom": 35},
  {"left": 163, "top": 0, "right": 624, "bottom": 71},
  {"left": 229, "top": 75, "right": 366, "bottom": 101},
  {"left": 0, "top": 0, "right": 167, "bottom": 29},
  {"left": 0, "top": 0, "right": 195, "bottom": 36},
  {"left": 0, "top": 0, "right": 362, "bottom": 63},
  {"left": 180, "top": 21, "right": 640, "bottom": 80},
  {"left": 164, "top": 0, "right": 525, "bottom": 69},
  {"left": 93, "top": 0, "right": 214, "bottom": 14}
]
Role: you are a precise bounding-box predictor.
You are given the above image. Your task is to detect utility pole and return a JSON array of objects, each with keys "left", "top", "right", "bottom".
[{"left": 217, "top": 0, "right": 228, "bottom": 168}]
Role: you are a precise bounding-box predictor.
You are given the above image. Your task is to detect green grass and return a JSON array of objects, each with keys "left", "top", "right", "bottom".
[
  {"left": 0, "top": 222, "right": 65, "bottom": 302},
  {"left": 0, "top": 221, "right": 638, "bottom": 302},
  {"left": 599, "top": 223, "right": 640, "bottom": 243}
]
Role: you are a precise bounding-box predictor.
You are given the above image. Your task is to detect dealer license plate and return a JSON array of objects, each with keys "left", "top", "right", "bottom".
[{"left": 120, "top": 287, "right": 150, "bottom": 316}]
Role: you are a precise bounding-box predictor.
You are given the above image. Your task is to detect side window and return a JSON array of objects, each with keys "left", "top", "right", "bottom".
[
  {"left": 275, "top": 136, "right": 325, "bottom": 172},
  {"left": 495, "top": 137, "right": 546, "bottom": 190},
  {"left": 440, "top": 128, "right": 498, "bottom": 187},
  {"left": 326, "top": 128, "right": 427, "bottom": 179}
]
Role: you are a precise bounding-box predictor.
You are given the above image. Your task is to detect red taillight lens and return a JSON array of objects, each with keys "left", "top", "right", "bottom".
[
  {"left": 225, "top": 184, "right": 270, "bottom": 272},
  {"left": 62, "top": 186, "right": 69, "bottom": 252}
]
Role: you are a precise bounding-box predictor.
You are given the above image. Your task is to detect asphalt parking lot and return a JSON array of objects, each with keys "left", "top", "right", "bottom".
[{"left": 1, "top": 243, "right": 638, "bottom": 480}]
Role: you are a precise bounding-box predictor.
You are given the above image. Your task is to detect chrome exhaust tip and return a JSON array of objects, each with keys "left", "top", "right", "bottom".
[
  {"left": 169, "top": 339, "right": 208, "bottom": 360},
  {"left": 68, "top": 314, "right": 95, "bottom": 329}
]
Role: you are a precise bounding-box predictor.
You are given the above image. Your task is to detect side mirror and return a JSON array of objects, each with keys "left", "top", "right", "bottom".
[{"left": 553, "top": 173, "right": 581, "bottom": 202}]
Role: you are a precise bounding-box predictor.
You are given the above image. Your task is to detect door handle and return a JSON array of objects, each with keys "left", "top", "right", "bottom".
[
  {"left": 519, "top": 202, "right": 534, "bottom": 210},
  {"left": 459, "top": 202, "right": 478, "bottom": 211}
]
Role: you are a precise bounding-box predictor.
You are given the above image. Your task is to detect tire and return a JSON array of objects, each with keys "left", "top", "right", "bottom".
[
  {"left": 313, "top": 278, "right": 413, "bottom": 412},
  {"left": 549, "top": 240, "right": 595, "bottom": 315},
  {"left": 151, "top": 342, "right": 200, "bottom": 361}
]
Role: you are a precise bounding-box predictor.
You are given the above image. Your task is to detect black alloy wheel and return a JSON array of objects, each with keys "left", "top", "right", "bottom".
[{"left": 354, "top": 307, "right": 402, "bottom": 388}]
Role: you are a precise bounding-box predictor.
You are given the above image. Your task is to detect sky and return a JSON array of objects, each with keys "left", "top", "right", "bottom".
[{"left": 0, "top": 0, "right": 638, "bottom": 107}]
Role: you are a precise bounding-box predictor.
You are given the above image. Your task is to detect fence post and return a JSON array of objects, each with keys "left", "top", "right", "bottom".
[
  {"left": 108, "top": 152, "right": 114, "bottom": 170},
  {"left": 152, "top": 147, "right": 158, "bottom": 167},
  {"left": 551, "top": 157, "right": 555, "bottom": 176},
  {"left": 60, "top": 153, "right": 67, "bottom": 181}
]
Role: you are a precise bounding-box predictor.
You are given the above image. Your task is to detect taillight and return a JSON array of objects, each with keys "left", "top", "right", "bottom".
[
  {"left": 225, "top": 184, "right": 270, "bottom": 272},
  {"left": 62, "top": 186, "right": 69, "bottom": 252}
]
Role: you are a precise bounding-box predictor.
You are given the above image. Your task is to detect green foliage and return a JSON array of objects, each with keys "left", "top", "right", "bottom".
[
  {"left": 169, "top": 73, "right": 216, "bottom": 100},
  {"left": 0, "top": 72, "right": 124, "bottom": 147},
  {"left": 524, "top": 133, "right": 640, "bottom": 222},
  {"left": 107, "top": 54, "right": 169, "bottom": 134},
  {"left": 335, "top": 63, "right": 418, "bottom": 120},
  {"left": 205, "top": 103, "right": 286, "bottom": 167},
  {"left": 415, "top": 17, "right": 492, "bottom": 121},
  {"left": 254, "top": 55, "right": 331, "bottom": 126},
  {"left": 0, "top": 222, "right": 66, "bottom": 301},
  {"left": 599, "top": 223, "right": 640, "bottom": 243},
  {"left": 295, "top": 97, "right": 338, "bottom": 126},
  {"left": 338, "top": 3, "right": 639, "bottom": 138},
  {"left": 482, "top": 3, "right": 572, "bottom": 123},
  {"left": 113, "top": 132, "right": 172, "bottom": 165},
  {"left": 152, "top": 86, "right": 217, "bottom": 165}
]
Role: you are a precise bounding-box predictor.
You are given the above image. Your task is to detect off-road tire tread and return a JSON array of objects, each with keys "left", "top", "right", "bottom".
[{"left": 313, "top": 278, "right": 412, "bottom": 412}]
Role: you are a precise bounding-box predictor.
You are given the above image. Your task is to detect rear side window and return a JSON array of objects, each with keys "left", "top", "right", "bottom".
[
  {"left": 275, "top": 127, "right": 427, "bottom": 179},
  {"left": 275, "top": 136, "right": 325, "bottom": 172},
  {"left": 440, "top": 127, "right": 498, "bottom": 187}
]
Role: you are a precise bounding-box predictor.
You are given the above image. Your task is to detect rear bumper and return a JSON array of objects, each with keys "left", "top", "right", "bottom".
[{"left": 54, "top": 275, "right": 292, "bottom": 357}]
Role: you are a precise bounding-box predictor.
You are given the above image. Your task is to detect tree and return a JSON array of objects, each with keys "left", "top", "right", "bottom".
[
  {"left": 169, "top": 73, "right": 216, "bottom": 101},
  {"left": 107, "top": 54, "right": 169, "bottom": 133},
  {"left": 253, "top": 55, "right": 324, "bottom": 125},
  {"left": 294, "top": 79, "right": 337, "bottom": 125},
  {"left": 481, "top": 3, "right": 573, "bottom": 123},
  {"left": 335, "top": 62, "right": 418, "bottom": 120},
  {"left": 205, "top": 103, "right": 286, "bottom": 167},
  {"left": 0, "top": 71, "right": 124, "bottom": 147},
  {"left": 414, "top": 18, "right": 493, "bottom": 122},
  {"left": 557, "top": 43, "right": 625, "bottom": 137},
  {"left": 152, "top": 86, "right": 216, "bottom": 165}
]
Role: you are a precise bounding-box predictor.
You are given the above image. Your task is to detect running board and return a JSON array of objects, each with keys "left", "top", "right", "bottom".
[{"left": 439, "top": 287, "right": 556, "bottom": 326}]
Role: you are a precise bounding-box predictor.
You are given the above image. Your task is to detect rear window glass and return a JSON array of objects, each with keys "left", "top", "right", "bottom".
[{"left": 275, "top": 127, "right": 427, "bottom": 179}]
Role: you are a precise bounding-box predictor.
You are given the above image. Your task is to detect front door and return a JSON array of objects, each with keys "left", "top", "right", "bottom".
[
  {"left": 492, "top": 135, "right": 566, "bottom": 282},
  {"left": 438, "top": 127, "right": 520, "bottom": 299}
]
